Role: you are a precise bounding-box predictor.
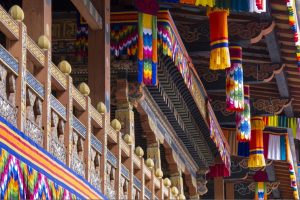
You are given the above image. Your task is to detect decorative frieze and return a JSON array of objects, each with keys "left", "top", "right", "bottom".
[{"left": 72, "top": 115, "right": 87, "bottom": 138}]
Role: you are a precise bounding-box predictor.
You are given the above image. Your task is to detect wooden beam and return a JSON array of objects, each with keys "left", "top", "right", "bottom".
[
  {"left": 264, "top": 20, "right": 294, "bottom": 117},
  {"left": 214, "top": 177, "right": 224, "bottom": 200},
  {"left": 225, "top": 183, "right": 234, "bottom": 199},
  {"left": 70, "top": 0, "right": 102, "bottom": 30}
]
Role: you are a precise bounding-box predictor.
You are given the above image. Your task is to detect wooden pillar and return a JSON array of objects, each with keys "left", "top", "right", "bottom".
[
  {"left": 22, "top": 0, "right": 52, "bottom": 43},
  {"left": 214, "top": 177, "right": 224, "bottom": 200},
  {"left": 80, "top": 97, "right": 92, "bottom": 180},
  {"left": 36, "top": 50, "right": 51, "bottom": 151},
  {"left": 115, "top": 76, "right": 135, "bottom": 142},
  {"left": 147, "top": 141, "right": 161, "bottom": 170},
  {"left": 112, "top": 131, "right": 122, "bottom": 199},
  {"left": 170, "top": 172, "right": 184, "bottom": 195},
  {"left": 7, "top": 22, "right": 27, "bottom": 132},
  {"left": 225, "top": 183, "right": 234, "bottom": 200},
  {"left": 57, "top": 75, "right": 73, "bottom": 167},
  {"left": 88, "top": 0, "right": 110, "bottom": 112}
]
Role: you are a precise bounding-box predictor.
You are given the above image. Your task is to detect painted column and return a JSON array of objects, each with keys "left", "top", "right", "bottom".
[
  {"left": 89, "top": 0, "right": 110, "bottom": 113},
  {"left": 147, "top": 141, "right": 161, "bottom": 170},
  {"left": 22, "top": 0, "right": 52, "bottom": 44}
]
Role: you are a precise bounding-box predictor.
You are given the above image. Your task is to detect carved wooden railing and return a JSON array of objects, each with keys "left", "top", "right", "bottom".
[{"left": 0, "top": 5, "right": 174, "bottom": 200}]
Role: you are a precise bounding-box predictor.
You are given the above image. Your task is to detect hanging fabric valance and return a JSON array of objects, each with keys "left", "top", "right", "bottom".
[
  {"left": 208, "top": 9, "right": 230, "bottom": 70},
  {"left": 137, "top": 13, "right": 158, "bottom": 85},
  {"left": 159, "top": 0, "right": 266, "bottom": 12},
  {"left": 248, "top": 117, "right": 266, "bottom": 168},
  {"left": 135, "top": 0, "right": 159, "bottom": 86},
  {"left": 226, "top": 44, "right": 244, "bottom": 111},
  {"left": 236, "top": 85, "right": 251, "bottom": 141}
]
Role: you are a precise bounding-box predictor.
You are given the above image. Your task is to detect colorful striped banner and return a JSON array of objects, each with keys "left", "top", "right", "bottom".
[{"left": 0, "top": 116, "right": 106, "bottom": 200}]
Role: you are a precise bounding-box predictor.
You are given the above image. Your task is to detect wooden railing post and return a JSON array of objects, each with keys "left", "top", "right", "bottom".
[
  {"left": 7, "top": 22, "right": 27, "bottom": 132},
  {"left": 100, "top": 114, "right": 108, "bottom": 193},
  {"left": 140, "top": 158, "right": 145, "bottom": 199},
  {"left": 57, "top": 75, "right": 73, "bottom": 167},
  {"left": 126, "top": 145, "right": 134, "bottom": 199},
  {"left": 35, "top": 50, "right": 51, "bottom": 150},
  {"left": 112, "top": 131, "right": 122, "bottom": 199},
  {"left": 82, "top": 97, "right": 91, "bottom": 180}
]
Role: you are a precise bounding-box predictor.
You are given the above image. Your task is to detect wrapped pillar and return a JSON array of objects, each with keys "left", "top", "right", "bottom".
[
  {"left": 208, "top": 9, "right": 230, "bottom": 70},
  {"left": 248, "top": 117, "right": 266, "bottom": 168},
  {"left": 226, "top": 44, "right": 244, "bottom": 111},
  {"left": 236, "top": 85, "right": 251, "bottom": 141}
]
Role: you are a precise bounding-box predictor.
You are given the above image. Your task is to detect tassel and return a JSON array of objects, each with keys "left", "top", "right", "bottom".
[
  {"left": 248, "top": 117, "right": 266, "bottom": 168},
  {"left": 208, "top": 9, "right": 230, "bottom": 70},
  {"left": 236, "top": 85, "right": 251, "bottom": 141},
  {"left": 226, "top": 44, "right": 244, "bottom": 111}
]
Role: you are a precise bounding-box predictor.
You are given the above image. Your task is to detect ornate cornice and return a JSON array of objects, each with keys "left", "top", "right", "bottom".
[
  {"left": 251, "top": 21, "right": 276, "bottom": 44},
  {"left": 248, "top": 181, "right": 280, "bottom": 195},
  {"left": 176, "top": 21, "right": 270, "bottom": 43},
  {"left": 253, "top": 98, "right": 293, "bottom": 115},
  {"left": 211, "top": 98, "right": 292, "bottom": 117},
  {"left": 197, "top": 63, "right": 283, "bottom": 84}
]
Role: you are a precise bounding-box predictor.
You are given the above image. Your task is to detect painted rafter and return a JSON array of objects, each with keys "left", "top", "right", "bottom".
[{"left": 70, "top": 0, "right": 102, "bottom": 30}]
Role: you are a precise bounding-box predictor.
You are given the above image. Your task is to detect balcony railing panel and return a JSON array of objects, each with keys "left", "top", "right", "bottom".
[{"left": 0, "top": 5, "right": 197, "bottom": 200}]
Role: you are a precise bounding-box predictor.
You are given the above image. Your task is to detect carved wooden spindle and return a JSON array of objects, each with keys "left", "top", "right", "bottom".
[
  {"left": 0, "top": 64, "right": 7, "bottom": 97},
  {"left": 34, "top": 98, "right": 42, "bottom": 128},
  {"left": 77, "top": 136, "right": 84, "bottom": 160},
  {"left": 8, "top": 74, "right": 16, "bottom": 105},
  {"left": 26, "top": 88, "right": 36, "bottom": 122},
  {"left": 51, "top": 111, "right": 59, "bottom": 138},
  {"left": 57, "top": 119, "right": 65, "bottom": 142}
]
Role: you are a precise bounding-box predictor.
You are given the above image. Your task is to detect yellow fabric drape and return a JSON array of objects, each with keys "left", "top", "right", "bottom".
[{"left": 195, "top": 0, "right": 215, "bottom": 7}]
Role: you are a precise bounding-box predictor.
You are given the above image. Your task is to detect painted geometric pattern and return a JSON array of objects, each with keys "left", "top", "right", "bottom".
[
  {"left": 0, "top": 149, "right": 77, "bottom": 200},
  {"left": 0, "top": 116, "right": 107, "bottom": 200}
]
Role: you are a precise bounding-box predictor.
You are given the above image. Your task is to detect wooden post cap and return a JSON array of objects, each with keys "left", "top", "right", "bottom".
[{"left": 9, "top": 5, "right": 24, "bottom": 21}]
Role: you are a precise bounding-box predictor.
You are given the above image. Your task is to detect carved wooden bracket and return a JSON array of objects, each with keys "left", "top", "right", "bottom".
[
  {"left": 211, "top": 98, "right": 292, "bottom": 117},
  {"left": 176, "top": 21, "right": 271, "bottom": 43},
  {"left": 253, "top": 98, "right": 293, "bottom": 115},
  {"left": 198, "top": 63, "right": 284, "bottom": 84},
  {"left": 248, "top": 181, "right": 280, "bottom": 195}
]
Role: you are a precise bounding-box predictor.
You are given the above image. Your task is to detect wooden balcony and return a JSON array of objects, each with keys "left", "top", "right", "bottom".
[{"left": 0, "top": 5, "right": 176, "bottom": 199}]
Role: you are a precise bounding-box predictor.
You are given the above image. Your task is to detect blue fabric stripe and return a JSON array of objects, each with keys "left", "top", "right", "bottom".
[
  {"left": 211, "top": 42, "right": 229, "bottom": 50},
  {"left": 250, "top": 150, "right": 264, "bottom": 155},
  {"left": 138, "top": 60, "right": 143, "bottom": 83},
  {"left": 280, "top": 135, "right": 286, "bottom": 160},
  {"left": 238, "top": 142, "right": 249, "bottom": 157}
]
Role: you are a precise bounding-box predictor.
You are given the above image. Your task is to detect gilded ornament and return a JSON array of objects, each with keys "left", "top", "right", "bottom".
[
  {"left": 135, "top": 146, "right": 144, "bottom": 157},
  {"left": 163, "top": 178, "right": 171, "bottom": 187},
  {"left": 78, "top": 82, "right": 90, "bottom": 96},
  {"left": 111, "top": 119, "right": 121, "bottom": 132},
  {"left": 155, "top": 168, "right": 163, "bottom": 178},
  {"left": 96, "top": 102, "right": 106, "bottom": 114},
  {"left": 171, "top": 186, "right": 179, "bottom": 196},
  {"left": 145, "top": 158, "right": 154, "bottom": 169},
  {"left": 37, "top": 35, "right": 50, "bottom": 50},
  {"left": 9, "top": 5, "right": 24, "bottom": 21},
  {"left": 58, "top": 60, "right": 72, "bottom": 75},
  {"left": 123, "top": 134, "right": 133, "bottom": 145},
  {"left": 179, "top": 193, "right": 186, "bottom": 200}
]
